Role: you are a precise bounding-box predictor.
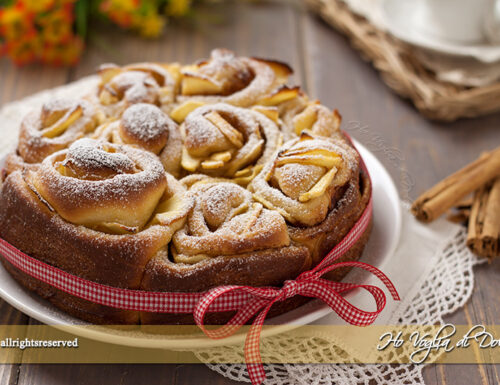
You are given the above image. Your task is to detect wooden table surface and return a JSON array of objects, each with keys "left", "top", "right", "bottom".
[{"left": 1, "top": 1, "right": 499, "bottom": 384}]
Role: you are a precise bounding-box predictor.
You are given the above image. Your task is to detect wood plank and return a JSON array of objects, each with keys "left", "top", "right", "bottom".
[
  {"left": 17, "top": 364, "right": 177, "bottom": 385},
  {"left": 300, "top": 9, "right": 500, "bottom": 385},
  {"left": 174, "top": 364, "right": 243, "bottom": 385},
  {"left": 0, "top": 300, "right": 29, "bottom": 385},
  {"left": 0, "top": 59, "right": 69, "bottom": 107}
]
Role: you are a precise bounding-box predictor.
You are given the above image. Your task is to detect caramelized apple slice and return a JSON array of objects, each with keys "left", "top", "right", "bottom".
[
  {"left": 98, "top": 64, "right": 121, "bottom": 83},
  {"left": 234, "top": 166, "right": 253, "bottom": 178},
  {"left": 181, "top": 147, "right": 200, "bottom": 172},
  {"left": 280, "top": 147, "right": 339, "bottom": 159},
  {"left": 201, "top": 159, "right": 225, "bottom": 169},
  {"left": 170, "top": 100, "right": 205, "bottom": 123},
  {"left": 181, "top": 72, "right": 222, "bottom": 95},
  {"left": 252, "top": 106, "right": 279, "bottom": 123},
  {"left": 99, "top": 87, "right": 119, "bottom": 105},
  {"left": 257, "top": 86, "right": 300, "bottom": 106},
  {"left": 294, "top": 104, "right": 319, "bottom": 135},
  {"left": 253, "top": 194, "right": 293, "bottom": 222},
  {"left": 205, "top": 111, "right": 244, "bottom": 148},
  {"left": 41, "top": 105, "right": 83, "bottom": 138},
  {"left": 276, "top": 153, "right": 342, "bottom": 168},
  {"left": 253, "top": 58, "right": 293, "bottom": 83},
  {"left": 150, "top": 194, "right": 192, "bottom": 227},
  {"left": 233, "top": 164, "right": 263, "bottom": 186},
  {"left": 299, "top": 166, "right": 338, "bottom": 202},
  {"left": 210, "top": 151, "right": 232, "bottom": 162}
]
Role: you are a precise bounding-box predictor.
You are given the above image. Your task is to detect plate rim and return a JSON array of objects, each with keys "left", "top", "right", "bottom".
[{"left": 0, "top": 139, "right": 402, "bottom": 349}]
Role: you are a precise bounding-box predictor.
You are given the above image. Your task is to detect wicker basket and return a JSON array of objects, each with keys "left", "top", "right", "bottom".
[{"left": 305, "top": 0, "right": 500, "bottom": 121}]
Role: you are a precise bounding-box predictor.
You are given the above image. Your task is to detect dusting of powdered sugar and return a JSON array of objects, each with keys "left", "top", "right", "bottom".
[
  {"left": 121, "top": 104, "right": 171, "bottom": 141},
  {"left": 113, "top": 71, "right": 158, "bottom": 104},
  {"left": 65, "top": 139, "right": 136, "bottom": 174}
]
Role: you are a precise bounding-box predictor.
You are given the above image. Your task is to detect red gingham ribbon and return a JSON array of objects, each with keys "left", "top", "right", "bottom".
[
  {"left": 0, "top": 136, "right": 400, "bottom": 385},
  {"left": 0, "top": 195, "right": 399, "bottom": 385},
  {"left": 192, "top": 196, "right": 400, "bottom": 384}
]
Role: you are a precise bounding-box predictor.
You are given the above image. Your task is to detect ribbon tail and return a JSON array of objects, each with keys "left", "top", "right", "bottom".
[
  {"left": 244, "top": 300, "right": 276, "bottom": 385},
  {"left": 314, "top": 261, "right": 400, "bottom": 301}
]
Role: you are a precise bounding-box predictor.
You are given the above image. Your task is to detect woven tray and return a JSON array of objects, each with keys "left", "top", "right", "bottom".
[{"left": 305, "top": 0, "right": 500, "bottom": 122}]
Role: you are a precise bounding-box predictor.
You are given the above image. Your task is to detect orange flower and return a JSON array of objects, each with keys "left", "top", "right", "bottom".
[
  {"left": 41, "top": 35, "right": 83, "bottom": 66},
  {"left": 22, "top": 0, "right": 56, "bottom": 13},
  {"left": 5, "top": 35, "right": 42, "bottom": 65},
  {"left": 38, "top": 8, "right": 74, "bottom": 44},
  {"left": 100, "top": 0, "right": 141, "bottom": 28},
  {"left": 0, "top": 3, "right": 35, "bottom": 41}
]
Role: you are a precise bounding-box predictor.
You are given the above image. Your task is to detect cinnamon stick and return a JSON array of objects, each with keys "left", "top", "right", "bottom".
[
  {"left": 446, "top": 196, "right": 473, "bottom": 224},
  {"left": 446, "top": 208, "right": 470, "bottom": 224},
  {"left": 411, "top": 147, "right": 500, "bottom": 222},
  {"left": 467, "top": 177, "right": 500, "bottom": 260}
]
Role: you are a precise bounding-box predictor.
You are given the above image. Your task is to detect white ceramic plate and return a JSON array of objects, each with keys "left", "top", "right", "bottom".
[
  {"left": 383, "top": 0, "right": 500, "bottom": 63},
  {"left": 0, "top": 140, "right": 401, "bottom": 349}
]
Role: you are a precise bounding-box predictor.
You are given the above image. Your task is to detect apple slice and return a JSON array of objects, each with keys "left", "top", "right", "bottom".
[
  {"left": 294, "top": 104, "right": 319, "bottom": 135},
  {"left": 41, "top": 105, "right": 83, "bottom": 138},
  {"left": 205, "top": 111, "right": 244, "bottom": 148},
  {"left": 181, "top": 147, "right": 201, "bottom": 172},
  {"left": 98, "top": 64, "right": 121, "bottom": 84},
  {"left": 170, "top": 100, "right": 205, "bottom": 123},
  {"left": 253, "top": 194, "right": 293, "bottom": 222},
  {"left": 299, "top": 166, "right": 338, "bottom": 202},
  {"left": 181, "top": 72, "right": 222, "bottom": 95},
  {"left": 201, "top": 159, "right": 225, "bottom": 170},
  {"left": 252, "top": 106, "right": 279, "bottom": 123},
  {"left": 150, "top": 194, "right": 192, "bottom": 227},
  {"left": 253, "top": 58, "right": 293, "bottom": 83},
  {"left": 276, "top": 150, "right": 342, "bottom": 168},
  {"left": 257, "top": 86, "right": 300, "bottom": 106}
]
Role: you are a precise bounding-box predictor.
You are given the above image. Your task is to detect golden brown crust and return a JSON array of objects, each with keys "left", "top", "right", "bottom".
[
  {"left": 26, "top": 139, "right": 168, "bottom": 231},
  {"left": 179, "top": 103, "right": 282, "bottom": 181},
  {"left": 94, "top": 62, "right": 179, "bottom": 118},
  {"left": 249, "top": 132, "right": 358, "bottom": 226},
  {"left": 290, "top": 169, "right": 372, "bottom": 267},
  {"left": 0, "top": 169, "right": 371, "bottom": 325},
  {"left": 0, "top": 50, "right": 373, "bottom": 326},
  {"left": 176, "top": 49, "right": 290, "bottom": 107},
  {"left": 17, "top": 99, "right": 101, "bottom": 164},
  {"left": 170, "top": 181, "right": 291, "bottom": 264}
]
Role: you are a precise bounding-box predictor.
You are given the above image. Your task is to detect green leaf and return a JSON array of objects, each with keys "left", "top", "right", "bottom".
[{"left": 75, "top": 0, "right": 89, "bottom": 39}]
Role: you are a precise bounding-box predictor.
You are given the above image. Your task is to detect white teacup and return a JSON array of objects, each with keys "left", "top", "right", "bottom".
[{"left": 414, "top": 0, "right": 500, "bottom": 44}]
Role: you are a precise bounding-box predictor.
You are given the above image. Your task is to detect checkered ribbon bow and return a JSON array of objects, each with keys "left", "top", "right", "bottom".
[
  {"left": 192, "top": 197, "right": 400, "bottom": 385},
  {"left": 0, "top": 136, "right": 399, "bottom": 385}
]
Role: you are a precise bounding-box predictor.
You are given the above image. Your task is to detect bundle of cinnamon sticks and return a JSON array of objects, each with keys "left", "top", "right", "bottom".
[{"left": 411, "top": 147, "right": 500, "bottom": 260}]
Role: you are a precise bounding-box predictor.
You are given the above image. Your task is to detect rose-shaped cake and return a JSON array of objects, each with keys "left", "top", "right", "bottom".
[
  {"left": 94, "top": 62, "right": 179, "bottom": 118},
  {"left": 0, "top": 50, "right": 371, "bottom": 325}
]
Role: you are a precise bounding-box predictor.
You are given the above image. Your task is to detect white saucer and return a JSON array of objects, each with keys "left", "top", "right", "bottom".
[
  {"left": 382, "top": 0, "right": 500, "bottom": 63},
  {"left": 0, "top": 140, "right": 401, "bottom": 349}
]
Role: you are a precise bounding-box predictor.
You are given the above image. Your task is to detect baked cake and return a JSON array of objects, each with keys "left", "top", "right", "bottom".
[{"left": 0, "top": 49, "right": 372, "bottom": 325}]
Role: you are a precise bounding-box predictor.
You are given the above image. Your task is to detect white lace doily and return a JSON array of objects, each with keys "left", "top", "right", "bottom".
[
  {"left": 193, "top": 216, "right": 484, "bottom": 385},
  {"left": 0, "top": 80, "right": 484, "bottom": 385}
]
